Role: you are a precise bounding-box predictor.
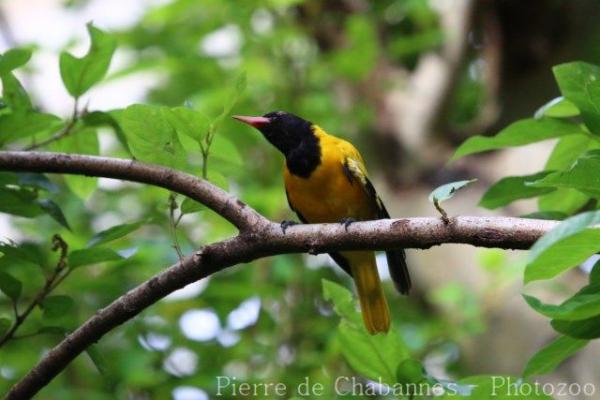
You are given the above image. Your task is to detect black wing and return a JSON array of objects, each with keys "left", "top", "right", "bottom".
[
  {"left": 366, "top": 178, "right": 411, "bottom": 294},
  {"left": 343, "top": 161, "right": 411, "bottom": 294}
]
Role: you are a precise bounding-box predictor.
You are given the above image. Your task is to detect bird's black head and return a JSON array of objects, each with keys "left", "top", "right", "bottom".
[{"left": 233, "top": 111, "right": 314, "bottom": 156}]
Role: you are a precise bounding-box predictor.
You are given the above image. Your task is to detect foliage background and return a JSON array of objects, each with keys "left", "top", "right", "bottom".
[{"left": 1, "top": 0, "right": 600, "bottom": 399}]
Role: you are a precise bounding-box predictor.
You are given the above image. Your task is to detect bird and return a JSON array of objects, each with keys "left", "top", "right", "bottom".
[{"left": 233, "top": 111, "right": 410, "bottom": 334}]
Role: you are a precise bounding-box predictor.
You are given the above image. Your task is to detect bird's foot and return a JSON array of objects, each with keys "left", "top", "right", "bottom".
[
  {"left": 340, "top": 218, "right": 356, "bottom": 231},
  {"left": 280, "top": 220, "right": 299, "bottom": 234}
]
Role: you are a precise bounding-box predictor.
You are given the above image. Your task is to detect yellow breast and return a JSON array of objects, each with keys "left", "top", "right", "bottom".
[{"left": 284, "top": 126, "right": 375, "bottom": 223}]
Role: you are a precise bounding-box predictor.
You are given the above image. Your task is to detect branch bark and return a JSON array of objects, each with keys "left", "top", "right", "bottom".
[
  {"left": 0, "top": 151, "right": 266, "bottom": 232},
  {"left": 0, "top": 151, "right": 559, "bottom": 399}
]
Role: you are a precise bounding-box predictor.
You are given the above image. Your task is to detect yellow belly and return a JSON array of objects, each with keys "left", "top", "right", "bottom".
[{"left": 284, "top": 162, "right": 374, "bottom": 223}]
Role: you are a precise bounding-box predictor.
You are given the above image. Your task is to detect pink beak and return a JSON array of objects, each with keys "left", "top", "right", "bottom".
[{"left": 232, "top": 115, "right": 271, "bottom": 128}]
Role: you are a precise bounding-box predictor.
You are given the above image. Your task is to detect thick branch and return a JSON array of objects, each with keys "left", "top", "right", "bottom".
[
  {"left": 259, "top": 216, "right": 556, "bottom": 252},
  {"left": 0, "top": 151, "right": 266, "bottom": 232},
  {"left": 3, "top": 236, "right": 252, "bottom": 400},
  {"left": 4, "top": 216, "right": 558, "bottom": 399},
  {"left": 0, "top": 150, "right": 560, "bottom": 399}
]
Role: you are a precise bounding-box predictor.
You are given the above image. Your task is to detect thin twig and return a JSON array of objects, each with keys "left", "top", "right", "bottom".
[
  {"left": 25, "top": 98, "right": 80, "bottom": 151},
  {"left": 0, "top": 235, "right": 69, "bottom": 348},
  {"left": 11, "top": 331, "right": 45, "bottom": 341},
  {"left": 168, "top": 193, "right": 185, "bottom": 261}
]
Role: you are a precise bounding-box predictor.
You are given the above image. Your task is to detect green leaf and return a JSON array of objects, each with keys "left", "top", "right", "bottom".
[
  {"left": 322, "top": 280, "right": 409, "bottom": 385},
  {"left": 212, "top": 72, "right": 247, "bottom": 131},
  {"left": 0, "top": 242, "right": 45, "bottom": 268},
  {"left": 336, "top": 320, "right": 407, "bottom": 385},
  {"left": 523, "top": 335, "right": 587, "bottom": 378},
  {"left": 87, "top": 220, "right": 145, "bottom": 247},
  {"left": 37, "top": 199, "right": 71, "bottom": 230},
  {"left": 0, "top": 187, "right": 43, "bottom": 217},
  {"left": 0, "top": 317, "right": 11, "bottom": 336},
  {"left": 429, "top": 179, "right": 477, "bottom": 203},
  {"left": 538, "top": 188, "right": 590, "bottom": 215},
  {"left": 59, "top": 23, "right": 116, "bottom": 97},
  {"left": 51, "top": 128, "right": 99, "bottom": 198},
  {"left": 0, "top": 172, "right": 17, "bottom": 186},
  {"left": 18, "top": 173, "right": 59, "bottom": 193},
  {"left": 322, "top": 279, "right": 362, "bottom": 325},
  {"left": 479, "top": 172, "right": 555, "bottom": 209},
  {"left": 524, "top": 293, "right": 600, "bottom": 321},
  {"left": 207, "top": 170, "right": 229, "bottom": 190},
  {"left": 1, "top": 72, "right": 32, "bottom": 112},
  {"left": 166, "top": 106, "right": 210, "bottom": 144},
  {"left": 389, "top": 30, "right": 443, "bottom": 59},
  {"left": 553, "top": 62, "right": 600, "bottom": 136},
  {"left": 83, "top": 110, "right": 130, "bottom": 155},
  {"left": 210, "top": 134, "right": 243, "bottom": 166},
  {"left": 86, "top": 343, "right": 109, "bottom": 375},
  {"left": 526, "top": 231, "right": 600, "bottom": 283},
  {"left": 0, "top": 48, "right": 32, "bottom": 74},
  {"left": 331, "top": 15, "right": 378, "bottom": 81},
  {"left": 180, "top": 197, "right": 204, "bottom": 215},
  {"left": 551, "top": 314, "right": 600, "bottom": 339},
  {"left": 42, "top": 295, "right": 75, "bottom": 321},
  {"left": 537, "top": 135, "right": 599, "bottom": 213},
  {"left": 0, "top": 271, "right": 22, "bottom": 301},
  {"left": 69, "top": 247, "right": 123, "bottom": 269},
  {"left": 525, "top": 211, "right": 600, "bottom": 283},
  {"left": 529, "top": 150, "right": 600, "bottom": 198},
  {"left": 0, "top": 112, "right": 63, "bottom": 146},
  {"left": 534, "top": 96, "right": 580, "bottom": 119},
  {"left": 590, "top": 260, "right": 600, "bottom": 284},
  {"left": 520, "top": 211, "right": 567, "bottom": 220},
  {"left": 545, "top": 133, "right": 599, "bottom": 171},
  {"left": 85, "top": 343, "right": 118, "bottom": 389},
  {"left": 223, "top": 72, "right": 247, "bottom": 116},
  {"left": 396, "top": 358, "right": 427, "bottom": 385},
  {"left": 452, "top": 118, "right": 585, "bottom": 160},
  {"left": 118, "top": 104, "right": 186, "bottom": 169}
]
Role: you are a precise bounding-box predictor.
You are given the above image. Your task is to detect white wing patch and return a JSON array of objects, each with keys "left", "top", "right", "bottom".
[
  {"left": 343, "top": 155, "right": 388, "bottom": 217},
  {"left": 344, "top": 157, "right": 368, "bottom": 186}
]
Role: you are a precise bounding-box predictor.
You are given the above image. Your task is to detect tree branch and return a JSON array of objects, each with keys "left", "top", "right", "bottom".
[
  {"left": 0, "top": 151, "right": 266, "bottom": 232},
  {"left": 0, "top": 150, "right": 559, "bottom": 399}
]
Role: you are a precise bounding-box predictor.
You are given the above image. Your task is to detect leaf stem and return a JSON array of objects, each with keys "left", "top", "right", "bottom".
[
  {"left": 433, "top": 198, "right": 450, "bottom": 225},
  {"left": 10, "top": 298, "right": 18, "bottom": 321}
]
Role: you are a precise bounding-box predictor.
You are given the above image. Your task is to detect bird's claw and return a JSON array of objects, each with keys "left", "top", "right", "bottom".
[
  {"left": 280, "top": 220, "right": 298, "bottom": 234},
  {"left": 340, "top": 218, "right": 356, "bottom": 231}
]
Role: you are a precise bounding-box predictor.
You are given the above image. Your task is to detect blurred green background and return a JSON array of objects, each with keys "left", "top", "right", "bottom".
[{"left": 2, "top": 0, "right": 600, "bottom": 399}]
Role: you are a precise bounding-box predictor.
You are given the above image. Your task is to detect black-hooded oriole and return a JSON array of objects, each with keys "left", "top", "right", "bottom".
[{"left": 234, "top": 111, "right": 411, "bottom": 334}]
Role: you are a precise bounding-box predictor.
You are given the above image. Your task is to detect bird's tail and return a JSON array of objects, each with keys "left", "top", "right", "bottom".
[
  {"left": 386, "top": 249, "right": 411, "bottom": 295},
  {"left": 347, "top": 251, "right": 390, "bottom": 334}
]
